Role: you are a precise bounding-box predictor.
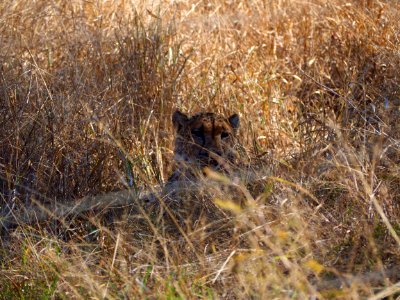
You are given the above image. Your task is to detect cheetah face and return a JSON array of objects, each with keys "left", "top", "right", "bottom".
[{"left": 172, "top": 110, "right": 240, "bottom": 171}]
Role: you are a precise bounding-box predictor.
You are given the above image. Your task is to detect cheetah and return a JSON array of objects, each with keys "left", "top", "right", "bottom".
[
  {"left": 168, "top": 110, "right": 241, "bottom": 183},
  {"left": 156, "top": 110, "right": 244, "bottom": 229}
]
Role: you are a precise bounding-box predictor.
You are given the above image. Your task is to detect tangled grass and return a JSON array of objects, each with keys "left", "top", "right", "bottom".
[{"left": 1, "top": 0, "right": 400, "bottom": 298}]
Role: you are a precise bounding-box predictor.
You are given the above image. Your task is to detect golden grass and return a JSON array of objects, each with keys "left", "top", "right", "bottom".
[{"left": 1, "top": 0, "right": 400, "bottom": 298}]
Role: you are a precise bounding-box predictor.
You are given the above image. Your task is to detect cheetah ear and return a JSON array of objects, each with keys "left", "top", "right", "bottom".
[
  {"left": 228, "top": 113, "right": 240, "bottom": 130},
  {"left": 172, "top": 110, "right": 189, "bottom": 131}
]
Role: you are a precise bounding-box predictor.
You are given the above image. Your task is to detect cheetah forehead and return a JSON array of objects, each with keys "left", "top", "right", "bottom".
[{"left": 188, "top": 113, "right": 233, "bottom": 130}]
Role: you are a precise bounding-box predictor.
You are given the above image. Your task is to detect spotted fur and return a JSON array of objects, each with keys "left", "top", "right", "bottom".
[{"left": 169, "top": 110, "right": 240, "bottom": 182}]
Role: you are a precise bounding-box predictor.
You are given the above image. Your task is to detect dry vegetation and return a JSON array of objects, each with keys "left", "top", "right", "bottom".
[{"left": 1, "top": 0, "right": 400, "bottom": 298}]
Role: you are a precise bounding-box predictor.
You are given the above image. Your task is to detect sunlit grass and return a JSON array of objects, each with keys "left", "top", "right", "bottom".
[{"left": 1, "top": 0, "right": 399, "bottom": 298}]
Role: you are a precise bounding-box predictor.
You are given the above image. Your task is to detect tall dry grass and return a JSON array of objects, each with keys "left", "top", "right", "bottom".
[{"left": 1, "top": 0, "right": 400, "bottom": 298}]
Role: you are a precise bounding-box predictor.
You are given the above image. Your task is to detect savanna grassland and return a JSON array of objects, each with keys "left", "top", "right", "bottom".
[{"left": 1, "top": 0, "right": 400, "bottom": 298}]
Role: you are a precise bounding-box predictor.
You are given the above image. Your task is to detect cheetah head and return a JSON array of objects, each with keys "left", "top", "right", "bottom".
[{"left": 172, "top": 110, "right": 240, "bottom": 172}]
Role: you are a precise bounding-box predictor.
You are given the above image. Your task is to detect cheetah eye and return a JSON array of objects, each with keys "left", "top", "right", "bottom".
[
  {"left": 191, "top": 128, "right": 204, "bottom": 138},
  {"left": 221, "top": 132, "right": 230, "bottom": 139}
]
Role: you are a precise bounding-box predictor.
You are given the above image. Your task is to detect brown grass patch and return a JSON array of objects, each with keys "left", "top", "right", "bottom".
[{"left": 1, "top": 0, "right": 400, "bottom": 298}]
